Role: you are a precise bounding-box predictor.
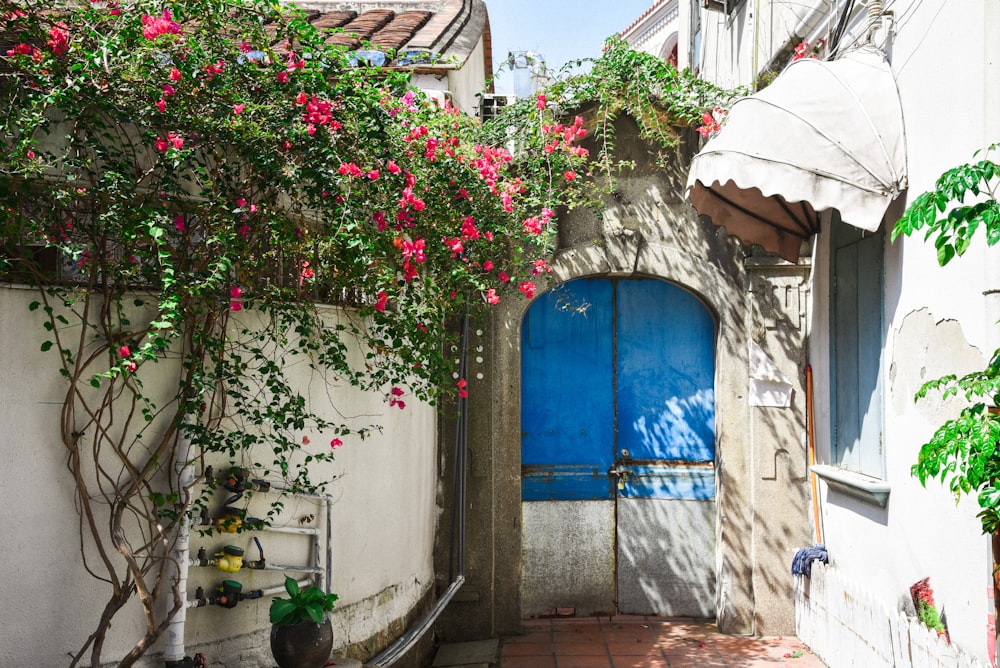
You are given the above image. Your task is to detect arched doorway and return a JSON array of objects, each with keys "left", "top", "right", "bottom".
[{"left": 520, "top": 276, "right": 717, "bottom": 617}]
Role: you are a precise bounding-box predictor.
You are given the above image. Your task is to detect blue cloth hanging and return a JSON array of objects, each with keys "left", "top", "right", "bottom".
[{"left": 791, "top": 544, "right": 828, "bottom": 577}]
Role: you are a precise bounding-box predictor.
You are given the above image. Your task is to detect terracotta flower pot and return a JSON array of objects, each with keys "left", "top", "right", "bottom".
[{"left": 270, "top": 618, "right": 333, "bottom": 668}]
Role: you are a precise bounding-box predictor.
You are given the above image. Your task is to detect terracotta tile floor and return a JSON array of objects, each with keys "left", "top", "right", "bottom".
[{"left": 498, "top": 617, "right": 827, "bottom": 668}]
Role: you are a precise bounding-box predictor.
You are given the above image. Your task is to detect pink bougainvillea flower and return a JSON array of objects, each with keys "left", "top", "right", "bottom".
[
  {"left": 276, "top": 71, "right": 289, "bottom": 83},
  {"left": 233, "top": 103, "right": 245, "bottom": 115},
  {"left": 367, "top": 169, "right": 380, "bottom": 180},
  {"left": 299, "top": 261, "right": 315, "bottom": 284},
  {"left": 155, "top": 98, "right": 166, "bottom": 113},
  {"left": 169, "top": 67, "right": 182, "bottom": 81},
  {"left": 387, "top": 160, "right": 401, "bottom": 175},
  {"left": 47, "top": 25, "right": 69, "bottom": 58},
  {"left": 126, "top": 361, "right": 138, "bottom": 373},
  {"left": 482, "top": 260, "right": 494, "bottom": 271},
  {"left": 402, "top": 261, "right": 418, "bottom": 282},
  {"left": 522, "top": 216, "right": 542, "bottom": 236},
  {"left": 173, "top": 215, "right": 185, "bottom": 232},
  {"left": 118, "top": 345, "right": 130, "bottom": 358},
  {"left": 168, "top": 132, "right": 184, "bottom": 149},
  {"left": 532, "top": 258, "right": 552, "bottom": 275},
  {"left": 155, "top": 136, "right": 169, "bottom": 151},
  {"left": 460, "top": 216, "right": 480, "bottom": 240},
  {"left": 141, "top": 9, "right": 181, "bottom": 40},
  {"left": 536, "top": 93, "right": 546, "bottom": 110},
  {"left": 564, "top": 171, "right": 577, "bottom": 182},
  {"left": 388, "top": 386, "right": 406, "bottom": 409},
  {"left": 26, "top": 150, "right": 35, "bottom": 159},
  {"left": 519, "top": 281, "right": 536, "bottom": 300},
  {"left": 338, "top": 162, "right": 363, "bottom": 177},
  {"left": 162, "top": 84, "right": 175, "bottom": 97},
  {"left": 248, "top": 203, "right": 257, "bottom": 213},
  {"left": 443, "top": 237, "right": 463, "bottom": 257},
  {"left": 401, "top": 238, "right": 426, "bottom": 264},
  {"left": 330, "top": 438, "right": 343, "bottom": 449},
  {"left": 229, "top": 285, "right": 243, "bottom": 311},
  {"left": 235, "top": 197, "right": 246, "bottom": 207},
  {"left": 485, "top": 288, "right": 500, "bottom": 305},
  {"left": 286, "top": 52, "right": 306, "bottom": 72},
  {"left": 374, "top": 290, "right": 389, "bottom": 312},
  {"left": 456, "top": 377, "right": 468, "bottom": 398},
  {"left": 238, "top": 224, "right": 250, "bottom": 238},
  {"left": 498, "top": 271, "right": 510, "bottom": 283},
  {"left": 301, "top": 435, "right": 311, "bottom": 445}
]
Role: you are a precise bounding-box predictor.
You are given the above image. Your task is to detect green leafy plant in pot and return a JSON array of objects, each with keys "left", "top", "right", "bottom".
[{"left": 269, "top": 576, "right": 339, "bottom": 668}]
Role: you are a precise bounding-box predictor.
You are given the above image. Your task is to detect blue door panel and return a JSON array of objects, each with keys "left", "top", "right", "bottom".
[
  {"left": 616, "top": 280, "right": 716, "bottom": 463},
  {"left": 522, "top": 279, "right": 615, "bottom": 500}
]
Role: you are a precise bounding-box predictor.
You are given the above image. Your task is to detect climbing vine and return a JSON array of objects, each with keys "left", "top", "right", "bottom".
[{"left": 0, "top": 2, "right": 735, "bottom": 665}]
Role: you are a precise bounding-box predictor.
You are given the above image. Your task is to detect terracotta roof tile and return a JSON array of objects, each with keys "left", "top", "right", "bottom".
[
  {"left": 340, "top": 9, "right": 395, "bottom": 39},
  {"left": 311, "top": 11, "right": 357, "bottom": 30},
  {"left": 371, "top": 11, "right": 432, "bottom": 52}
]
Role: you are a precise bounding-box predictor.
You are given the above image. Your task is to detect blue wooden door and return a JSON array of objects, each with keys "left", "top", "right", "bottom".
[{"left": 521, "top": 277, "right": 717, "bottom": 616}]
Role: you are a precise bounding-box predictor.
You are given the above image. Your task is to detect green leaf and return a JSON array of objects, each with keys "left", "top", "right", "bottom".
[
  {"left": 40, "top": 340, "right": 53, "bottom": 352},
  {"left": 269, "top": 598, "right": 297, "bottom": 625},
  {"left": 936, "top": 243, "right": 955, "bottom": 266}
]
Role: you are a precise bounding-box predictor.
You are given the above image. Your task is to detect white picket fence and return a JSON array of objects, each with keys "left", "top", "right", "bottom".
[{"left": 794, "top": 563, "right": 988, "bottom": 668}]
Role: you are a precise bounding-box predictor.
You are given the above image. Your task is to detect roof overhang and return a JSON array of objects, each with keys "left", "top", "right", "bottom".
[{"left": 686, "top": 47, "right": 907, "bottom": 261}]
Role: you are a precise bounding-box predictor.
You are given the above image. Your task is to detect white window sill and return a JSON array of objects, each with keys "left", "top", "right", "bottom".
[{"left": 811, "top": 465, "right": 890, "bottom": 508}]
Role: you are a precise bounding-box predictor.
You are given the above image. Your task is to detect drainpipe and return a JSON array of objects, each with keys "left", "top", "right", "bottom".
[
  {"left": 984, "top": 3, "right": 1000, "bottom": 665},
  {"left": 164, "top": 430, "right": 197, "bottom": 668}
]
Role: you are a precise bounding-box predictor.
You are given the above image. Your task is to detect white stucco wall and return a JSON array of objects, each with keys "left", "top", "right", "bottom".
[
  {"left": 0, "top": 285, "right": 437, "bottom": 667},
  {"left": 691, "top": 0, "right": 998, "bottom": 663}
]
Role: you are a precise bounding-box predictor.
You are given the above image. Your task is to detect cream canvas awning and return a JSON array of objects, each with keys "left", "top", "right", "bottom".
[{"left": 686, "top": 46, "right": 907, "bottom": 261}]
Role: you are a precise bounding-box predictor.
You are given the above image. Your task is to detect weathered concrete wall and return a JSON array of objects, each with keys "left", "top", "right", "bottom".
[
  {"left": 0, "top": 286, "right": 438, "bottom": 667},
  {"left": 746, "top": 256, "right": 814, "bottom": 633},
  {"left": 433, "top": 117, "right": 813, "bottom": 641}
]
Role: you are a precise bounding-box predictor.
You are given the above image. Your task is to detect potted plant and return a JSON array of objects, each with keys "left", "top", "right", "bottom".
[{"left": 269, "top": 576, "right": 338, "bottom": 668}]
